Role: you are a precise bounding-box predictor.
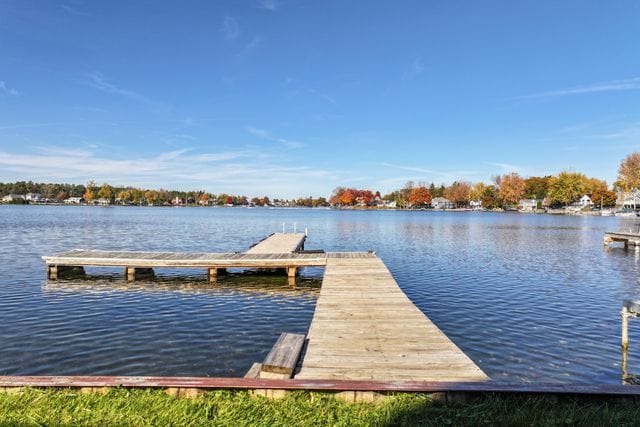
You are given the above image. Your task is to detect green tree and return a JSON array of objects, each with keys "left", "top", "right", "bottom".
[
  {"left": 524, "top": 176, "right": 551, "bottom": 199},
  {"left": 547, "top": 171, "right": 587, "bottom": 206}
]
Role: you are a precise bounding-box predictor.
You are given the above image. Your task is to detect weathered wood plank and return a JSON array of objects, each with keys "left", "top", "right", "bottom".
[
  {"left": 261, "top": 333, "right": 305, "bottom": 376},
  {"left": 296, "top": 256, "right": 487, "bottom": 382}
]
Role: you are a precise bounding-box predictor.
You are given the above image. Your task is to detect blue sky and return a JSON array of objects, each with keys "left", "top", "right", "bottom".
[{"left": 1, "top": 1, "right": 639, "bottom": 197}]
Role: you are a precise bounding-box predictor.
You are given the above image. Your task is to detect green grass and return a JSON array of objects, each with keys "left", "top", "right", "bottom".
[{"left": 0, "top": 388, "right": 639, "bottom": 426}]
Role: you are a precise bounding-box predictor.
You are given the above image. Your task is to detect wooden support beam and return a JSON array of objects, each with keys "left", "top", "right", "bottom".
[
  {"left": 48, "top": 265, "right": 85, "bottom": 280},
  {"left": 286, "top": 266, "right": 297, "bottom": 278},
  {"left": 208, "top": 268, "right": 227, "bottom": 282},
  {"left": 125, "top": 267, "right": 154, "bottom": 282}
]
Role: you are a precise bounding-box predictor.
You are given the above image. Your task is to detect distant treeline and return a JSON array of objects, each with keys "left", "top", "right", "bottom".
[
  {"left": 332, "top": 171, "right": 618, "bottom": 209},
  {"left": 0, "top": 180, "right": 329, "bottom": 207}
]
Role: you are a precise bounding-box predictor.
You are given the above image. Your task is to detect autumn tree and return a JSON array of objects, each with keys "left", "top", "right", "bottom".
[
  {"left": 83, "top": 180, "right": 96, "bottom": 202},
  {"left": 408, "top": 186, "right": 432, "bottom": 208},
  {"left": 444, "top": 181, "right": 471, "bottom": 208},
  {"left": 97, "top": 183, "right": 114, "bottom": 201},
  {"left": 145, "top": 190, "right": 157, "bottom": 205},
  {"left": 470, "top": 182, "right": 500, "bottom": 209},
  {"left": 547, "top": 171, "right": 587, "bottom": 206},
  {"left": 498, "top": 173, "right": 525, "bottom": 206},
  {"left": 617, "top": 152, "right": 640, "bottom": 191},
  {"left": 591, "top": 187, "right": 617, "bottom": 207}
]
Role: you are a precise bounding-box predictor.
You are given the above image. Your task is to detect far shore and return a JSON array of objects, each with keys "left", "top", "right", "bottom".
[{"left": 0, "top": 201, "right": 634, "bottom": 217}]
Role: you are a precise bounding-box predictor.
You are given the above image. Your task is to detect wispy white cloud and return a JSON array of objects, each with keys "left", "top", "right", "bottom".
[
  {"left": 247, "top": 126, "right": 304, "bottom": 149},
  {"left": 0, "top": 81, "right": 19, "bottom": 96},
  {"left": 60, "top": 4, "right": 91, "bottom": 17},
  {"left": 234, "top": 36, "right": 263, "bottom": 59},
  {"left": 519, "top": 77, "right": 640, "bottom": 99},
  {"left": 85, "top": 72, "right": 152, "bottom": 104},
  {"left": 485, "top": 162, "right": 523, "bottom": 174},
  {"left": 380, "top": 162, "right": 481, "bottom": 186},
  {"left": 260, "top": 0, "right": 280, "bottom": 11},
  {"left": 0, "top": 145, "right": 336, "bottom": 198},
  {"left": 220, "top": 16, "right": 240, "bottom": 40},
  {"left": 404, "top": 56, "right": 424, "bottom": 80}
]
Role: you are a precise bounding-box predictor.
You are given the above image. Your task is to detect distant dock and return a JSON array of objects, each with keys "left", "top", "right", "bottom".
[
  {"left": 42, "top": 232, "right": 487, "bottom": 386},
  {"left": 604, "top": 231, "right": 640, "bottom": 248}
]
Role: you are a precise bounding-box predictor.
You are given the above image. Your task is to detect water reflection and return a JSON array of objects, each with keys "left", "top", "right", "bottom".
[{"left": 43, "top": 275, "right": 320, "bottom": 299}]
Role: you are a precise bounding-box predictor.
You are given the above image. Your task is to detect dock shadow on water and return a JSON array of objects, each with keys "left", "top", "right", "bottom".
[{"left": 0, "top": 270, "right": 320, "bottom": 378}]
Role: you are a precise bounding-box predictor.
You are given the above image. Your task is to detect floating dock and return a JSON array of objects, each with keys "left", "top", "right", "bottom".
[{"left": 42, "top": 232, "right": 487, "bottom": 386}]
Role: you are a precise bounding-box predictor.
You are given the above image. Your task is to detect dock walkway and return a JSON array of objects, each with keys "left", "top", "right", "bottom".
[
  {"left": 247, "top": 233, "right": 306, "bottom": 254},
  {"left": 295, "top": 255, "right": 488, "bottom": 382}
]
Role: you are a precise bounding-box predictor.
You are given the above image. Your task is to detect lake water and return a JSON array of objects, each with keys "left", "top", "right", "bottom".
[{"left": 1, "top": 205, "right": 640, "bottom": 384}]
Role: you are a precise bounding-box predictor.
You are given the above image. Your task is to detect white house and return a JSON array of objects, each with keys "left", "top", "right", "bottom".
[
  {"left": 619, "top": 190, "right": 640, "bottom": 210},
  {"left": 1, "top": 194, "right": 25, "bottom": 203},
  {"left": 64, "top": 197, "right": 83, "bottom": 204},
  {"left": 579, "top": 194, "right": 593, "bottom": 207},
  {"left": 431, "top": 197, "right": 453, "bottom": 209},
  {"left": 519, "top": 199, "right": 538, "bottom": 212},
  {"left": 25, "top": 193, "right": 43, "bottom": 202},
  {"left": 95, "top": 198, "right": 111, "bottom": 205},
  {"left": 470, "top": 200, "right": 483, "bottom": 210}
]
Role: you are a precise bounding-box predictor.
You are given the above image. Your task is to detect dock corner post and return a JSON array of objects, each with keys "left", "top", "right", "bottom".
[
  {"left": 287, "top": 266, "right": 297, "bottom": 278},
  {"left": 125, "top": 267, "right": 135, "bottom": 282},
  {"left": 48, "top": 265, "right": 58, "bottom": 280},
  {"left": 604, "top": 236, "right": 612, "bottom": 246},
  {"left": 208, "top": 268, "right": 218, "bottom": 283},
  {"left": 622, "top": 306, "right": 631, "bottom": 352}
]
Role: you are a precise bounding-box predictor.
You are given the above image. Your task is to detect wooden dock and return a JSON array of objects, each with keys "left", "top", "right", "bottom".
[
  {"left": 295, "top": 255, "right": 488, "bottom": 382},
  {"left": 604, "top": 231, "right": 640, "bottom": 248},
  {"left": 42, "top": 232, "right": 487, "bottom": 385},
  {"left": 43, "top": 233, "right": 316, "bottom": 281}
]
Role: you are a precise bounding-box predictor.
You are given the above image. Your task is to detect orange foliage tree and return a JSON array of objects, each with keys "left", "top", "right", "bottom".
[
  {"left": 408, "top": 186, "right": 432, "bottom": 208},
  {"left": 444, "top": 182, "right": 471, "bottom": 207},
  {"left": 330, "top": 187, "right": 376, "bottom": 206},
  {"left": 498, "top": 173, "right": 525, "bottom": 206}
]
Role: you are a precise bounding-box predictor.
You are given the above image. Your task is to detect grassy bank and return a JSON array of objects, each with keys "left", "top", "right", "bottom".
[{"left": 1, "top": 389, "right": 640, "bottom": 426}]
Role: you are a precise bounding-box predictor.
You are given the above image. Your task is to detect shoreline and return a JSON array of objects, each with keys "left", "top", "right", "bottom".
[{"left": 0, "top": 202, "right": 629, "bottom": 217}]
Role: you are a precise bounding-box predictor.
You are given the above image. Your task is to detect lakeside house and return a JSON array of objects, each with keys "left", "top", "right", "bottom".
[
  {"left": 95, "top": 198, "right": 111, "bottom": 206},
  {"left": 1, "top": 194, "right": 25, "bottom": 203},
  {"left": 431, "top": 197, "right": 453, "bottom": 209},
  {"left": 25, "top": 193, "right": 43, "bottom": 202},
  {"left": 470, "top": 200, "right": 483, "bottom": 210},
  {"left": 578, "top": 194, "right": 593, "bottom": 208},
  {"left": 519, "top": 199, "right": 538, "bottom": 212},
  {"left": 64, "top": 197, "right": 84, "bottom": 204},
  {"left": 618, "top": 190, "right": 640, "bottom": 210}
]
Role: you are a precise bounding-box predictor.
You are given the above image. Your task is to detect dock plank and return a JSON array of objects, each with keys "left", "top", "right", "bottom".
[{"left": 295, "top": 256, "right": 487, "bottom": 382}]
